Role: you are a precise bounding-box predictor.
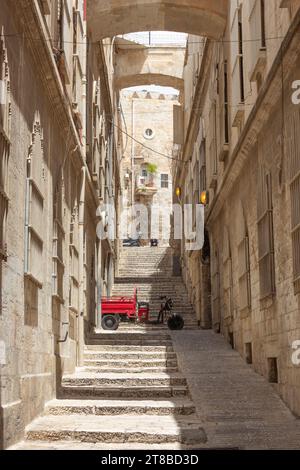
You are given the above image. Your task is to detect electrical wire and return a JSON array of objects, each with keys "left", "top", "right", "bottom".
[
  {"left": 0, "top": 31, "right": 289, "bottom": 47},
  {"left": 108, "top": 118, "right": 187, "bottom": 165}
]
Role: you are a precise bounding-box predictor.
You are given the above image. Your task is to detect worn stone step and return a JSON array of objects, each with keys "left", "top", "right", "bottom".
[
  {"left": 26, "top": 414, "right": 206, "bottom": 445},
  {"left": 84, "top": 351, "right": 177, "bottom": 360},
  {"left": 89, "top": 333, "right": 171, "bottom": 341},
  {"left": 84, "top": 344, "right": 174, "bottom": 352},
  {"left": 80, "top": 366, "right": 179, "bottom": 374},
  {"left": 45, "top": 399, "right": 195, "bottom": 416},
  {"left": 83, "top": 358, "right": 178, "bottom": 368},
  {"left": 62, "top": 372, "right": 187, "bottom": 387},
  {"left": 60, "top": 384, "right": 188, "bottom": 398},
  {"left": 85, "top": 340, "right": 173, "bottom": 347}
]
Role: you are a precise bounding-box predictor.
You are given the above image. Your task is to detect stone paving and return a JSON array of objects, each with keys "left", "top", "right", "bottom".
[
  {"left": 10, "top": 328, "right": 300, "bottom": 450},
  {"left": 171, "top": 330, "right": 300, "bottom": 449}
]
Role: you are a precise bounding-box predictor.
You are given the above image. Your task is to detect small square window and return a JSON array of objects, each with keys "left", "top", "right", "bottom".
[{"left": 161, "top": 174, "right": 169, "bottom": 189}]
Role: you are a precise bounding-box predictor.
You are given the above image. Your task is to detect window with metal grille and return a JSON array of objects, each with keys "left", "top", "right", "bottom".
[
  {"left": 223, "top": 228, "right": 233, "bottom": 319},
  {"left": 199, "top": 140, "right": 206, "bottom": 192},
  {"left": 287, "top": 108, "right": 300, "bottom": 294},
  {"left": 25, "top": 121, "right": 45, "bottom": 287},
  {"left": 257, "top": 168, "right": 275, "bottom": 299},
  {"left": 211, "top": 248, "right": 221, "bottom": 330},
  {"left": 69, "top": 207, "right": 79, "bottom": 313},
  {"left": 0, "top": 33, "right": 10, "bottom": 263},
  {"left": 238, "top": 234, "right": 251, "bottom": 311},
  {"left": 161, "top": 174, "right": 169, "bottom": 189}
]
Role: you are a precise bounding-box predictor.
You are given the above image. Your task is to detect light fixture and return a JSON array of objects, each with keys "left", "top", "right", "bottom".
[
  {"left": 175, "top": 187, "right": 181, "bottom": 198},
  {"left": 200, "top": 191, "right": 209, "bottom": 206}
]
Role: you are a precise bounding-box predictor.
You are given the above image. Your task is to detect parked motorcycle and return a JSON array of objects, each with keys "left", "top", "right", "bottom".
[{"left": 157, "top": 296, "right": 184, "bottom": 330}]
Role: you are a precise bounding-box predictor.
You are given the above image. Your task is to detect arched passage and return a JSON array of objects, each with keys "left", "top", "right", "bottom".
[
  {"left": 114, "top": 41, "right": 185, "bottom": 91},
  {"left": 88, "top": 0, "right": 228, "bottom": 40}
]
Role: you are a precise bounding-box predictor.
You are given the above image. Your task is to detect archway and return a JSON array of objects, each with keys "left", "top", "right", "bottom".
[{"left": 87, "top": 0, "right": 228, "bottom": 40}]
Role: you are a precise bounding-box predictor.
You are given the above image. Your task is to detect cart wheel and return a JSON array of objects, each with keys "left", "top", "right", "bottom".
[
  {"left": 167, "top": 314, "right": 184, "bottom": 330},
  {"left": 101, "top": 315, "right": 119, "bottom": 331}
]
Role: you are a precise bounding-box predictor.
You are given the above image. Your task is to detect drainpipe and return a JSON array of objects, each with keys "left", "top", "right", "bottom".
[{"left": 78, "top": 166, "right": 86, "bottom": 367}]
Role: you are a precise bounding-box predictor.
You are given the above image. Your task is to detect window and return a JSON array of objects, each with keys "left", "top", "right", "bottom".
[
  {"left": 223, "top": 227, "right": 233, "bottom": 319},
  {"left": 287, "top": 108, "right": 300, "bottom": 293},
  {"left": 199, "top": 140, "right": 206, "bottom": 192},
  {"left": 25, "top": 120, "right": 45, "bottom": 286},
  {"left": 208, "top": 102, "right": 218, "bottom": 188},
  {"left": 223, "top": 60, "right": 229, "bottom": 144},
  {"left": 211, "top": 248, "right": 221, "bottom": 332},
  {"left": 161, "top": 174, "right": 169, "bottom": 189},
  {"left": 257, "top": 167, "right": 275, "bottom": 299},
  {"left": 69, "top": 206, "right": 79, "bottom": 312},
  {"left": 24, "top": 119, "right": 45, "bottom": 325},
  {"left": 52, "top": 179, "right": 65, "bottom": 302},
  {"left": 238, "top": 9, "right": 245, "bottom": 103},
  {"left": 0, "top": 33, "right": 10, "bottom": 262},
  {"left": 144, "top": 128, "right": 154, "bottom": 139},
  {"left": 238, "top": 234, "right": 251, "bottom": 311},
  {"left": 245, "top": 343, "right": 253, "bottom": 364}
]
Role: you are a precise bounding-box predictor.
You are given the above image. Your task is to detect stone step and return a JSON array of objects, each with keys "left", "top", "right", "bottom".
[
  {"left": 45, "top": 399, "right": 195, "bottom": 416},
  {"left": 60, "top": 384, "right": 189, "bottom": 398},
  {"left": 80, "top": 366, "right": 179, "bottom": 374},
  {"left": 84, "top": 344, "right": 174, "bottom": 352},
  {"left": 83, "top": 358, "right": 178, "bottom": 368},
  {"left": 84, "top": 351, "right": 177, "bottom": 360},
  {"left": 26, "top": 414, "right": 206, "bottom": 445},
  {"left": 85, "top": 340, "right": 173, "bottom": 347},
  {"left": 88, "top": 333, "right": 171, "bottom": 341},
  {"left": 62, "top": 372, "right": 187, "bottom": 387}
]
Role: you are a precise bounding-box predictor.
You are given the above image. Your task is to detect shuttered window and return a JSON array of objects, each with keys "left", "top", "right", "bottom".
[
  {"left": 0, "top": 33, "right": 10, "bottom": 261},
  {"left": 223, "top": 228, "right": 233, "bottom": 319},
  {"left": 69, "top": 206, "right": 79, "bottom": 312},
  {"left": 257, "top": 168, "right": 275, "bottom": 299},
  {"left": 287, "top": 108, "right": 300, "bottom": 293},
  {"left": 25, "top": 121, "right": 45, "bottom": 286},
  {"left": 199, "top": 140, "right": 206, "bottom": 192},
  {"left": 52, "top": 176, "right": 65, "bottom": 301},
  {"left": 211, "top": 248, "right": 220, "bottom": 329},
  {"left": 238, "top": 235, "right": 251, "bottom": 311}
]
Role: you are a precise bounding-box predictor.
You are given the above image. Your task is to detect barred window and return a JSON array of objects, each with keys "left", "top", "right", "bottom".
[
  {"left": 287, "top": 107, "right": 300, "bottom": 293},
  {"left": 25, "top": 120, "right": 45, "bottom": 286},
  {"left": 0, "top": 32, "right": 10, "bottom": 262},
  {"left": 161, "top": 174, "right": 169, "bottom": 189},
  {"left": 211, "top": 247, "right": 220, "bottom": 330},
  {"left": 223, "top": 227, "right": 233, "bottom": 319},
  {"left": 257, "top": 167, "right": 275, "bottom": 299},
  {"left": 69, "top": 206, "right": 79, "bottom": 313},
  {"left": 52, "top": 176, "right": 65, "bottom": 301},
  {"left": 238, "top": 235, "right": 251, "bottom": 311}
]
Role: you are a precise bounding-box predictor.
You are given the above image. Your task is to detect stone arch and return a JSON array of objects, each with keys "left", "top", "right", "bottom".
[
  {"left": 88, "top": 0, "right": 229, "bottom": 41},
  {"left": 114, "top": 42, "right": 185, "bottom": 91}
]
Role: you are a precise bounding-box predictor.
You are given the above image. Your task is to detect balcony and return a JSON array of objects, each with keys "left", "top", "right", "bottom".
[{"left": 135, "top": 175, "right": 158, "bottom": 197}]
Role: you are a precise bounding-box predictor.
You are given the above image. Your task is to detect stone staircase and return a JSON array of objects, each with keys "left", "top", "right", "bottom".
[
  {"left": 16, "top": 331, "right": 207, "bottom": 449},
  {"left": 113, "top": 247, "right": 198, "bottom": 329}
]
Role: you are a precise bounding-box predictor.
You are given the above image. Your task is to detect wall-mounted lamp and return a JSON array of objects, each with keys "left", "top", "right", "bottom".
[
  {"left": 200, "top": 191, "right": 209, "bottom": 206},
  {"left": 175, "top": 187, "right": 181, "bottom": 198}
]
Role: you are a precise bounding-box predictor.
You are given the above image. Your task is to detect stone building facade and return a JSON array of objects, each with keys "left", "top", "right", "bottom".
[
  {"left": 174, "top": 1, "right": 300, "bottom": 415},
  {"left": 0, "top": 0, "right": 120, "bottom": 448},
  {"left": 120, "top": 90, "right": 179, "bottom": 244}
]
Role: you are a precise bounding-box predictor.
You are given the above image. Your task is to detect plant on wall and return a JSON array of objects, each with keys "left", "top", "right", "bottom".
[{"left": 146, "top": 163, "right": 158, "bottom": 175}]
